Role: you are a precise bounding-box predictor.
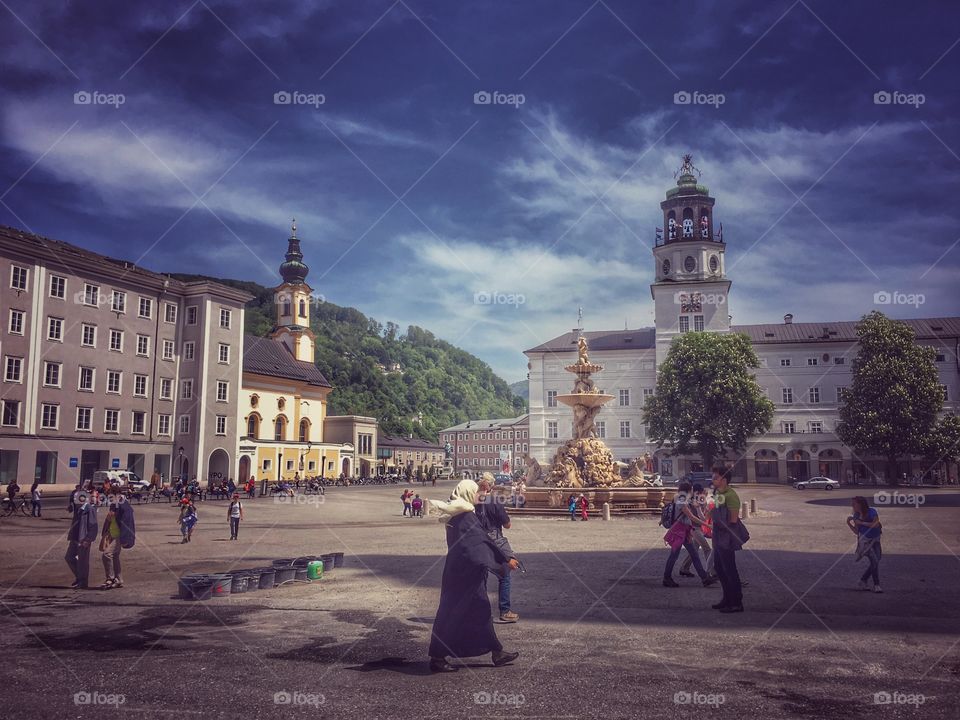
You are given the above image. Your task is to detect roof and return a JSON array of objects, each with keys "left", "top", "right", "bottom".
[
  {"left": 377, "top": 432, "right": 444, "bottom": 451},
  {"left": 0, "top": 225, "right": 252, "bottom": 302},
  {"left": 243, "top": 334, "right": 331, "bottom": 387},
  {"left": 733, "top": 317, "right": 960, "bottom": 344},
  {"left": 525, "top": 329, "right": 656, "bottom": 354},
  {"left": 441, "top": 414, "right": 529, "bottom": 433}
]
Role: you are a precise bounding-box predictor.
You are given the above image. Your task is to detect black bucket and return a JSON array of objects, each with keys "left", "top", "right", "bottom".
[
  {"left": 332, "top": 552, "right": 345, "bottom": 568},
  {"left": 230, "top": 574, "right": 249, "bottom": 594},
  {"left": 320, "top": 554, "right": 336, "bottom": 573},
  {"left": 294, "top": 567, "right": 309, "bottom": 582},
  {"left": 292, "top": 556, "right": 318, "bottom": 567},
  {"left": 274, "top": 566, "right": 297, "bottom": 585},
  {"left": 241, "top": 570, "right": 261, "bottom": 592},
  {"left": 178, "top": 577, "right": 215, "bottom": 601},
  {"left": 256, "top": 567, "right": 276, "bottom": 590},
  {"left": 272, "top": 558, "right": 295, "bottom": 567}
]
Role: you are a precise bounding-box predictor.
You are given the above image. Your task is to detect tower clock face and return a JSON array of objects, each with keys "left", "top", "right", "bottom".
[
  {"left": 683, "top": 255, "right": 696, "bottom": 273},
  {"left": 709, "top": 254, "right": 719, "bottom": 273},
  {"left": 680, "top": 292, "right": 702, "bottom": 313},
  {"left": 662, "top": 259, "right": 671, "bottom": 276}
]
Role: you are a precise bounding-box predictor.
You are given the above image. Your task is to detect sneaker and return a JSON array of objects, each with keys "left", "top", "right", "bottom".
[
  {"left": 69, "top": 580, "right": 80, "bottom": 589},
  {"left": 499, "top": 611, "right": 519, "bottom": 623},
  {"left": 662, "top": 578, "right": 680, "bottom": 588},
  {"left": 872, "top": 585, "right": 883, "bottom": 593},
  {"left": 678, "top": 571, "right": 695, "bottom": 577},
  {"left": 112, "top": 580, "right": 123, "bottom": 589},
  {"left": 702, "top": 577, "right": 717, "bottom": 587},
  {"left": 719, "top": 605, "right": 744, "bottom": 613},
  {"left": 711, "top": 602, "right": 729, "bottom": 610},
  {"left": 857, "top": 580, "right": 870, "bottom": 591}
]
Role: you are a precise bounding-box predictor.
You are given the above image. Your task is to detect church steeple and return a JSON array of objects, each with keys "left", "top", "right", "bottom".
[
  {"left": 272, "top": 219, "right": 316, "bottom": 363},
  {"left": 279, "top": 218, "right": 309, "bottom": 285}
]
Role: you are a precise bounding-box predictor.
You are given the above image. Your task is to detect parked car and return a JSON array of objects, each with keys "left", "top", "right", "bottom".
[
  {"left": 493, "top": 473, "right": 513, "bottom": 486},
  {"left": 793, "top": 476, "right": 839, "bottom": 490},
  {"left": 91, "top": 469, "right": 143, "bottom": 489}
]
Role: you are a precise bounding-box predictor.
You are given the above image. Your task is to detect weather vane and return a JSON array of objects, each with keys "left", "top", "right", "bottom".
[
  {"left": 291, "top": 217, "right": 297, "bottom": 238},
  {"left": 674, "top": 153, "right": 701, "bottom": 179}
]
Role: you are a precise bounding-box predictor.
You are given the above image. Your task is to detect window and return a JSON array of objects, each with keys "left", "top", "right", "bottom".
[
  {"left": 47, "top": 316, "right": 63, "bottom": 341},
  {"left": 836, "top": 386, "right": 848, "bottom": 402},
  {"left": 4, "top": 356, "right": 22, "bottom": 383},
  {"left": 162, "top": 339, "right": 174, "bottom": 361},
  {"left": 546, "top": 390, "right": 557, "bottom": 407},
  {"left": 807, "top": 357, "right": 819, "bottom": 366},
  {"left": 215, "top": 415, "right": 227, "bottom": 435},
  {"left": 164, "top": 303, "right": 177, "bottom": 323},
  {"left": 809, "top": 387, "right": 820, "bottom": 403},
  {"left": 678, "top": 316, "right": 690, "bottom": 333},
  {"left": 181, "top": 380, "right": 193, "bottom": 400},
  {"left": 134, "top": 374, "right": 148, "bottom": 397},
  {"left": 8, "top": 309, "right": 24, "bottom": 335},
  {"left": 694, "top": 315, "right": 704, "bottom": 332},
  {"left": 104, "top": 409, "right": 120, "bottom": 433},
  {"left": 620, "top": 421, "right": 631, "bottom": 438},
  {"left": 274, "top": 417, "right": 286, "bottom": 441},
  {"left": 810, "top": 421, "right": 823, "bottom": 433},
  {"left": 782, "top": 421, "right": 796, "bottom": 434},
  {"left": 216, "top": 380, "right": 228, "bottom": 402},
  {"left": 138, "top": 297, "right": 152, "bottom": 319},
  {"left": 247, "top": 415, "right": 260, "bottom": 438},
  {"left": 547, "top": 421, "right": 558, "bottom": 440},
  {"left": 83, "top": 283, "right": 99, "bottom": 306},
  {"left": 158, "top": 414, "right": 171, "bottom": 436},
  {"left": 218, "top": 343, "right": 230, "bottom": 364},
  {"left": 473, "top": 445, "right": 478, "bottom": 453},
  {"left": 40, "top": 403, "right": 59, "bottom": 430},
  {"left": 10, "top": 265, "right": 28, "bottom": 291},
  {"left": 780, "top": 358, "right": 791, "bottom": 367},
  {"left": 160, "top": 378, "right": 173, "bottom": 400},
  {"left": 111, "top": 291, "right": 126, "bottom": 314},
  {"left": 834, "top": 357, "right": 846, "bottom": 365},
  {"left": 183, "top": 342, "right": 195, "bottom": 361},
  {"left": 643, "top": 388, "right": 655, "bottom": 401},
  {"left": 49, "top": 275, "right": 66, "bottom": 299},
  {"left": 943, "top": 384, "right": 950, "bottom": 402},
  {"left": 619, "top": 389, "right": 630, "bottom": 406},
  {"left": 78, "top": 367, "right": 95, "bottom": 392},
  {"left": 131, "top": 411, "right": 145, "bottom": 435},
  {"left": 76, "top": 406, "right": 92, "bottom": 432},
  {"left": 136, "top": 334, "right": 150, "bottom": 357},
  {"left": 219, "top": 308, "right": 232, "bottom": 329},
  {"left": 299, "top": 419, "right": 310, "bottom": 442},
  {"left": 179, "top": 415, "right": 190, "bottom": 434},
  {"left": 595, "top": 420, "right": 606, "bottom": 439},
  {"left": 109, "top": 329, "right": 123, "bottom": 352},
  {"left": 81, "top": 323, "right": 97, "bottom": 347},
  {"left": 43, "top": 361, "right": 61, "bottom": 387},
  {"left": 106, "top": 370, "right": 122, "bottom": 394},
  {"left": 186, "top": 306, "right": 198, "bottom": 325},
  {"left": 782, "top": 388, "right": 793, "bottom": 404},
  {"left": 2, "top": 400, "right": 21, "bottom": 426},
  {"left": 935, "top": 353, "right": 946, "bottom": 363},
  {"left": 285, "top": 459, "right": 294, "bottom": 471}
]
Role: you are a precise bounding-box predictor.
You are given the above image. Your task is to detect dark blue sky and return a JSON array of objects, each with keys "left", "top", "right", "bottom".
[{"left": 2, "top": 0, "right": 958, "bottom": 380}]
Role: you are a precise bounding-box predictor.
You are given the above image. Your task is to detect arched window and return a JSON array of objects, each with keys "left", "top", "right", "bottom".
[
  {"left": 299, "top": 299, "right": 307, "bottom": 318},
  {"left": 247, "top": 414, "right": 260, "bottom": 439},
  {"left": 282, "top": 299, "right": 291, "bottom": 316},
  {"left": 274, "top": 416, "right": 287, "bottom": 441},
  {"left": 299, "top": 418, "right": 310, "bottom": 442}
]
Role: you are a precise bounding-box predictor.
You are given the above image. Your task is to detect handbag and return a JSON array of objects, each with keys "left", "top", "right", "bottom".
[{"left": 663, "top": 520, "right": 688, "bottom": 550}]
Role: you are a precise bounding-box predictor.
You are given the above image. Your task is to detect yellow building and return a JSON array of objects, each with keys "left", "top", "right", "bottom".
[{"left": 237, "top": 223, "right": 353, "bottom": 482}]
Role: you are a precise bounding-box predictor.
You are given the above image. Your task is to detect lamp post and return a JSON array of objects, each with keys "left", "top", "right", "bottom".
[{"left": 178, "top": 446, "right": 184, "bottom": 483}]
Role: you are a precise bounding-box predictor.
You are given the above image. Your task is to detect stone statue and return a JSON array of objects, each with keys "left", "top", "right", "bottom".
[
  {"left": 525, "top": 457, "right": 544, "bottom": 486},
  {"left": 700, "top": 215, "right": 709, "bottom": 238},
  {"left": 444, "top": 442, "right": 453, "bottom": 460},
  {"left": 577, "top": 336, "right": 590, "bottom": 365}
]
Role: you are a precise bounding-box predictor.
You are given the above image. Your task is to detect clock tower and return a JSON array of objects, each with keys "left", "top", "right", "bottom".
[
  {"left": 271, "top": 219, "right": 316, "bottom": 363},
  {"left": 650, "top": 155, "right": 731, "bottom": 365}
]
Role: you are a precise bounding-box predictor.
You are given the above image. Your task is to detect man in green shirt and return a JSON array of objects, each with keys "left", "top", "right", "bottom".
[
  {"left": 710, "top": 466, "right": 743, "bottom": 613},
  {"left": 98, "top": 490, "right": 123, "bottom": 589}
]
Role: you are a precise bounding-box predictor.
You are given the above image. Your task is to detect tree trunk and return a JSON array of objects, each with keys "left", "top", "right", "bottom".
[{"left": 887, "top": 456, "right": 900, "bottom": 486}]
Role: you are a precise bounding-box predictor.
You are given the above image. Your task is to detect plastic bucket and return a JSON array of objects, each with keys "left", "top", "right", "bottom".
[
  {"left": 293, "top": 556, "right": 318, "bottom": 567},
  {"left": 306, "top": 560, "right": 323, "bottom": 580},
  {"left": 178, "top": 578, "right": 215, "bottom": 601},
  {"left": 294, "top": 567, "right": 309, "bottom": 582},
  {"left": 230, "top": 574, "right": 249, "bottom": 594},
  {"left": 256, "top": 567, "right": 276, "bottom": 590},
  {"left": 241, "top": 570, "right": 262, "bottom": 592},
  {"left": 274, "top": 566, "right": 297, "bottom": 585},
  {"left": 320, "top": 555, "right": 336, "bottom": 573},
  {"left": 209, "top": 574, "right": 233, "bottom": 596},
  {"left": 332, "top": 552, "right": 345, "bottom": 568},
  {"left": 272, "top": 558, "right": 295, "bottom": 567}
]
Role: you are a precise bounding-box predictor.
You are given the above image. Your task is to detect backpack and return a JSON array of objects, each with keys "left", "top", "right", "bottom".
[
  {"left": 116, "top": 501, "right": 136, "bottom": 549},
  {"left": 659, "top": 501, "right": 676, "bottom": 528}
]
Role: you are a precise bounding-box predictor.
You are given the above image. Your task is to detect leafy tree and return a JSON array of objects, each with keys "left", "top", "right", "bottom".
[
  {"left": 923, "top": 414, "right": 960, "bottom": 484},
  {"left": 644, "top": 332, "right": 774, "bottom": 470},
  {"left": 836, "top": 312, "right": 943, "bottom": 484}
]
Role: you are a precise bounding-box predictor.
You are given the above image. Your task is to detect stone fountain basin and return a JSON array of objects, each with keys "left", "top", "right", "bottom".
[
  {"left": 556, "top": 392, "right": 614, "bottom": 408},
  {"left": 564, "top": 362, "right": 604, "bottom": 374},
  {"left": 508, "top": 486, "right": 676, "bottom": 511}
]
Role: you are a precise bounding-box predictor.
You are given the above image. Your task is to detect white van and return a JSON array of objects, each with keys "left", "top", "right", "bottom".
[{"left": 91, "top": 469, "right": 144, "bottom": 489}]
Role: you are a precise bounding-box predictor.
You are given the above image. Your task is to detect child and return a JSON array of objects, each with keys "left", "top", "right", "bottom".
[
  {"left": 567, "top": 493, "right": 578, "bottom": 521},
  {"left": 411, "top": 494, "right": 423, "bottom": 517},
  {"left": 578, "top": 494, "right": 589, "bottom": 521},
  {"left": 178, "top": 499, "right": 198, "bottom": 543}
]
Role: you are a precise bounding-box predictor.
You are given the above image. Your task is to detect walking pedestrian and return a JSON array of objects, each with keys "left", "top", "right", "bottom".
[
  {"left": 178, "top": 498, "right": 198, "bottom": 543},
  {"left": 227, "top": 493, "right": 243, "bottom": 540},
  {"left": 476, "top": 478, "right": 520, "bottom": 623},
  {"left": 710, "top": 466, "right": 746, "bottom": 613},
  {"left": 567, "top": 493, "right": 577, "bottom": 521},
  {"left": 401, "top": 489, "right": 412, "bottom": 517},
  {"left": 427, "top": 479, "right": 520, "bottom": 673},
  {"left": 663, "top": 482, "right": 716, "bottom": 587},
  {"left": 848, "top": 496, "right": 883, "bottom": 593},
  {"left": 30, "top": 480, "right": 42, "bottom": 517},
  {"left": 578, "top": 493, "right": 589, "bottom": 521},
  {"left": 98, "top": 490, "right": 124, "bottom": 589},
  {"left": 65, "top": 491, "right": 98, "bottom": 589},
  {"left": 679, "top": 484, "right": 714, "bottom": 578}
]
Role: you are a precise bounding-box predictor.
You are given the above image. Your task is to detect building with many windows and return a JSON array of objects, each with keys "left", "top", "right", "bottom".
[
  {"left": 0, "top": 225, "right": 250, "bottom": 485},
  {"left": 376, "top": 432, "right": 445, "bottom": 477},
  {"left": 439, "top": 415, "right": 529, "bottom": 479},
  {"left": 526, "top": 159, "right": 959, "bottom": 484}
]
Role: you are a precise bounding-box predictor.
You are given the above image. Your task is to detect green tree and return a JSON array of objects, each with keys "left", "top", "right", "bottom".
[
  {"left": 923, "top": 414, "right": 960, "bottom": 485},
  {"left": 644, "top": 332, "right": 774, "bottom": 470},
  {"left": 836, "top": 312, "right": 943, "bottom": 484}
]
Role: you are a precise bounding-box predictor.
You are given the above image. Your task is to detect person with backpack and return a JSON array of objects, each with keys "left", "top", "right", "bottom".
[
  {"left": 710, "top": 466, "right": 747, "bottom": 613},
  {"left": 227, "top": 493, "right": 244, "bottom": 540},
  {"left": 178, "top": 498, "right": 198, "bottom": 543},
  {"left": 98, "top": 490, "right": 124, "bottom": 589},
  {"left": 65, "top": 490, "right": 98, "bottom": 589},
  {"left": 662, "top": 481, "right": 715, "bottom": 588},
  {"left": 679, "top": 484, "right": 714, "bottom": 578},
  {"left": 847, "top": 496, "right": 883, "bottom": 593}
]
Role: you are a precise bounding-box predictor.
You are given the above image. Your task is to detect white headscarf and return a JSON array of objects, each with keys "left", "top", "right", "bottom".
[{"left": 428, "top": 479, "right": 478, "bottom": 523}]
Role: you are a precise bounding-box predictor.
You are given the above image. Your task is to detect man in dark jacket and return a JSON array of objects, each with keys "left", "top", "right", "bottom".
[
  {"left": 65, "top": 491, "right": 98, "bottom": 589},
  {"left": 475, "top": 478, "right": 519, "bottom": 623}
]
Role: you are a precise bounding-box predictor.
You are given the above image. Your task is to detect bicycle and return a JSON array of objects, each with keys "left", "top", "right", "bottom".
[{"left": 2, "top": 495, "right": 30, "bottom": 517}]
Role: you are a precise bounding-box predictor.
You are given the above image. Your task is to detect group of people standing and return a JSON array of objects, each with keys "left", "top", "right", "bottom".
[
  {"left": 400, "top": 489, "right": 424, "bottom": 517},
  {"left": 64, "top": 487, "right": 135, "bottom": 590}
]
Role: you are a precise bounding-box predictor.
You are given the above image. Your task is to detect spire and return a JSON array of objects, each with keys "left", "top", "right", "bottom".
[{"left": 279, "top": 219, "right": 309, "bottom": 285}]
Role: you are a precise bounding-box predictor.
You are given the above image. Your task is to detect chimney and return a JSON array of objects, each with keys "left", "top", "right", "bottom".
[{"left": 784, "top": 314, "right": 793, "bottom": 325}]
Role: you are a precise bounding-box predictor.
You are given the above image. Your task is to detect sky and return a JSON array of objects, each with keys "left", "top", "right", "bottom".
[{"left": 1, "top": 0, "right": 958, "bottom": 382}]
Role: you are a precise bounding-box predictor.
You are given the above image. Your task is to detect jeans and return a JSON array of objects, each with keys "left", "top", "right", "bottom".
[
  {"left": 31, "top": 499, "right": 41, "bottom": 517},
  {"left": 487, "top": 569, "right": 512, "bottom": 615},
  {"left": 680, "top": 529, "right": 713, "bottom": 574},
  {"left": 859, "top": 541, "right": 881, "bottom": 585},
  {"left": 665, "top": 539, "right": 708, "bottom": 580},
  {"left": 230, "top": 516, "right": 240, "bottom": 539},
  {"left": 713, "top": 547, "right": 742, "bottom": 607},
  {"left": 101, "top": 536, "right": 122, "bottom": 583},
  {"left": 65, "top": 541, "right": 91, "bottom": 587}
]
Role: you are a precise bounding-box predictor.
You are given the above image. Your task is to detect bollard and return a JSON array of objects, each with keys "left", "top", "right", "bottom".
[
  {"left": 741, "top": 503, "right": 748, "bottom": 519},
  {"left": 259, "top": 479, "right": 267, "bottom": 497},
  {"left": 750, "top": 498, "right": 758, "bottom": 515},
  {"left": 602, "top": 502, "right": 611, "bottom": 521}
]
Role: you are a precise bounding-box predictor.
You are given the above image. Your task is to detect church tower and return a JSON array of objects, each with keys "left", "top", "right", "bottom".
[
  {"left": 271, "top": 219, "right": 316, "bottom": 362},
  {"left": 650, "top": 155, "right": 731, "bottom": 365}
]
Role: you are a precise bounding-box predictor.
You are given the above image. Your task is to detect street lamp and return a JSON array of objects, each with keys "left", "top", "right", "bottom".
[{"left": 178, "top": 446, "right": 184, "bottom": 482}]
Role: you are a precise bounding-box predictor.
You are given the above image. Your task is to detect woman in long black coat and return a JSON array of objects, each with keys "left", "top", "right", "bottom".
[{"left": 428, "top": 480, "right": 519, "bottom": 673}]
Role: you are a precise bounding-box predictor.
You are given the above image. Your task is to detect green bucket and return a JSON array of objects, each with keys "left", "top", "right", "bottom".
[{"left": 306, "top": 560, "right": 323, "bottom": 580}]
